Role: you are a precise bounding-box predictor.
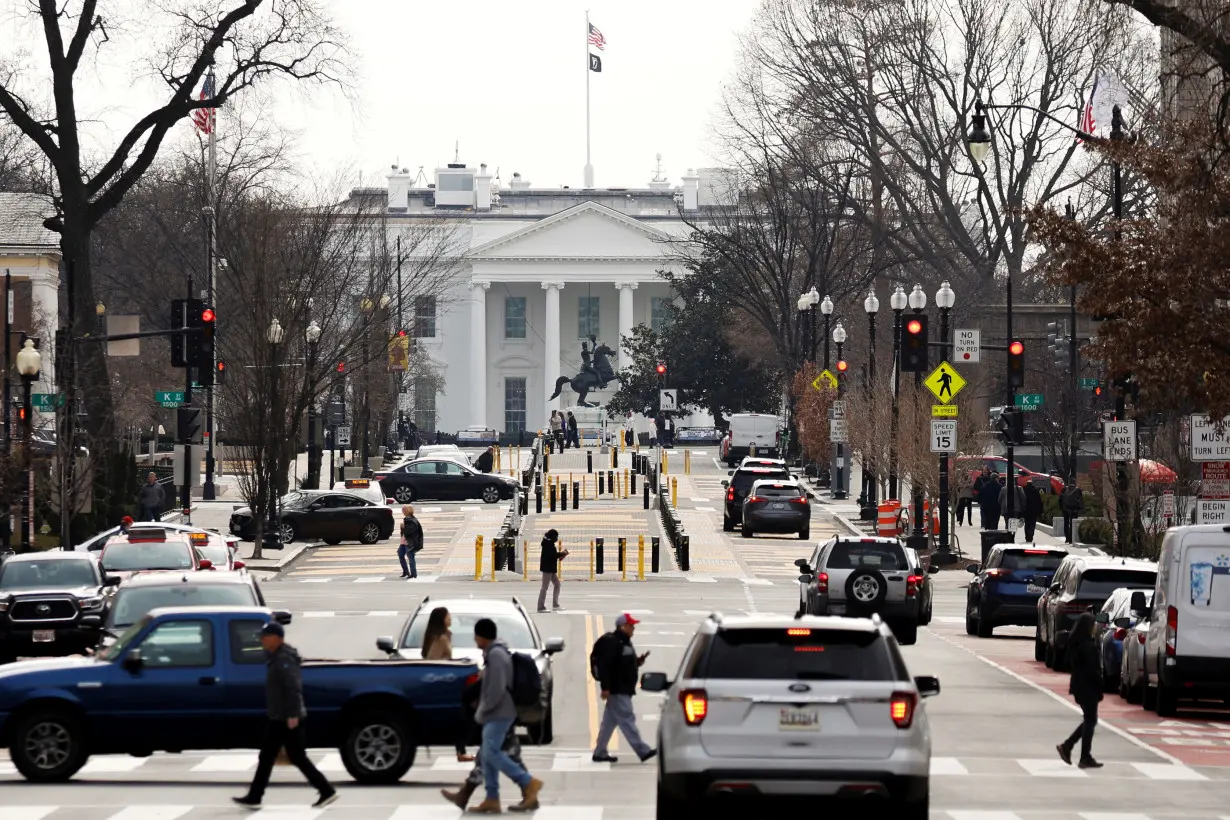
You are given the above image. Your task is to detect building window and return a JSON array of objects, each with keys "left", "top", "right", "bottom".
[
  {"left": 413, "top": 379, "right": 437, "bottom": 433},
  {"left": 505, "top": 377, "right": 527, "bottom": 434},
  {"left": 413, "top": 296, "right": 436, "bottom": 338},
  {"left": 505, "top": 296, "right": 527, "bottom": 339},
  {"left": 651, "top": 297, "right": 670, "bottom": 332},
  {"left": 578, "top": 296, "right": 600, "bottom": 339}
]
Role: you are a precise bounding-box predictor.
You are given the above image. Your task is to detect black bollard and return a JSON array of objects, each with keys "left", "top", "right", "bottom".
[
  {"left": 587, "top": 450, "right": 593, "bottom": 473},
  {"left": 560, "top": 481, "right": 568, "bottom": 509},
  {"left": 549, "top": 481, "right": 557, "bottom": 512},
  {"left": 572, "top": 481, "right": 580, "bottom": 510},
  {"left": 618, "top": 537, "right": 626, "bottom": 572},
  {"left": 543, "top": 451, "right": 550, "bottom": 474},
  {"left": 651, "top": 536, "right": 660, "bottom": 573},
  {"left": 596, "top": 537, "right": 605, "bottom": 574},
  {"left": 535, "top": 486, "right": 542, "bottom": 514},
  {"left": 506, "top": 538, "right": 517, "bottom": 574},
  {"left": 598, "top": 472, "right": 605, "bottom": 495},
  {"left": 679, "top": 534, "right": 691, "bottom": 571},
  {"left": 612, "top": 448, "right": 619, "bottom": 469},
  {"left": 643, "top": 481, "right": 650, "bottom": 510},
  {"left": 607, "top": 470, "right": 615, "bottom": 497},
  {"left": 630, "top": 468, "right": 637, "bottom": 495},
  {"left": 520, "top": 492, "right": 529, "bottom": 516}
]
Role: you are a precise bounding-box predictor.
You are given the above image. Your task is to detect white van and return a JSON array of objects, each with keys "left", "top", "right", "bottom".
[
  {"left": 1137, "top": 525, "right": 1230, "bottom": 716},
  {"left": 724, "top": 413, "right": 781, "bottom": 467}
]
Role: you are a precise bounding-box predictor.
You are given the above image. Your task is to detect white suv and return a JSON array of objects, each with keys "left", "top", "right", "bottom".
[{"left": 641, "top": 613, "right": 939, "bottom": 819}]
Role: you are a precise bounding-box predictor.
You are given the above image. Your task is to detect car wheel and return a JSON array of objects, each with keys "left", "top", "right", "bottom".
[
  {"left": 921, "top": 600, "right": 933, "bottom": 626},
  {"left": 656, "top": 779, "right": 689, "bottom": 820},
  {"left": 844, "top": 568, "right": 889, "bottom": 615},
  {"left": 1044, "top": 638, "right": 1056, "bottom": 669},
  {"left": 1156, "top": 679, "right": 1178, "bottom": 717},
  {"left": 481, "top": 486, "right": 501, "bottom": 504},
  {"left": 799, "top": 527, "right": 810, "bottom": 540},
  {"left": 340, "top": 712, "right": 416, "bottom": 784},
  {"left": 359, "top": 522, "right": 382, "bottom": 545},
  {"left": 976, "top": 608, "right": 993, "bottom": 638},
  {"left": 722, "top": 515, "right": 733, "bottom": 532},
  {"left": 394, "top": 486, "right": 415, "bottom": 504},
  {"left": 9, "top": 709, "right": 90, "bottom": 782},
  {"left": 899, "top": 794, "right": 928, "bottom": 820},
  {"left": 279, "top": 522, "right": 297, "bottom": 544},
  {"left": 324, "top": 538, "right": 342, "bottom": 546},
  {"left": 894, "top": 620, "right": 918, "bottom": 646},
  {"left": 1034, "top": 630, "right": 1046, "bottom": 662},
  {"left": 741, "top": 524, "right": 754, "bottom": 538},
  {"left": 965, "top": 605, "right": 977, "bottom": 636},
  {"left": 1125, "top": 677, "right": 1143, "bottom": 704},
  {"left": 0, "top": 646, "right": 17, "bottom": 664},
  {"left": 526, "top": 705, "right": 553, "bottom": 745}
]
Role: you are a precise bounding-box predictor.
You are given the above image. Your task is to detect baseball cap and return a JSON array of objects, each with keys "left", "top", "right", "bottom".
[
  {"left": 121, "top": 516, "right": 134, "bottom": 526},
  {"left": 615, "top": 613, "right": 640, "bottom": 627},
  {"left": 260, "top": 622, "right": 285, "bottom": 638}
]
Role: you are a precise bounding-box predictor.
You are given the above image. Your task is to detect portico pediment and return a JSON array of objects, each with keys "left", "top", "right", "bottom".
[{"left": 468, "top": 201, "right": 677, "bottom": 261}]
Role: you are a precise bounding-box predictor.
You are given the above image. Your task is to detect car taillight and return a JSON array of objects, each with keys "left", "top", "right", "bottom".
[
  {"left": 1113, "top": 628, "right": 1127, "bottom": 640},
  {"left": 747, "top": 496, "right": 763, "bottom": 503},
  {"left": 465, "top": 673, "right": 481, "bottom": 687},
  {"left": 906, "top": 575, "right": 922, "bottom": 596},
  {"left": 726, "top": 488, "right": 735, "bottom": 502},
  {"left": 817, "top": 571, "right": 828, "bottom": 593},
  {"left": 681, "top": 689, "right": 708, "bottom": 725},
  {"left": 1137, "top": 632, "right": 1146, "bottom": 645},
  {"left": 791, "top": 496, "right": 808, "bottom": 504},
  {"left": 985, "top": 568, "right": 1013, "bottom": 579},
  {"left": 890, "top": 692, "right": 916, "bottom": 728},
  {"left": 1166, "top": 606, "right": 1177, "bottom": 656}
]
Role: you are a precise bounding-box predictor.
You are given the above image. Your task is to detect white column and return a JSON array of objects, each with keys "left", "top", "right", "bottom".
[
  {"left": 29, "top": 273, "right": 57, "bottom": 393},
  {"left": 543, "top": 282, "right": 564, "bottom": 410},
  {"left": 616, "top": 282, "right": 637, "bottom": 371},
  {"left": 469, "top": 280, "right": 490, "bottom": 427}
]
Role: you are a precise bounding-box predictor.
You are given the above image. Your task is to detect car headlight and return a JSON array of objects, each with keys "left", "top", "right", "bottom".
[
  {"left": 0, "top": 600, "right": 8, "bottom": 613},
  {"left": 79, "top": 597, "right": 105, "bottom": 611}
]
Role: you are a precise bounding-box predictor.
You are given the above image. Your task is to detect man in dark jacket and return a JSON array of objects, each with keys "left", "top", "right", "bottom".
[
  {"left": 566, "top": 412, "right": 580, "bottom": 449},
  {"left": 537, "top": 529, "right": 568, "bottom": 613},
  {"left": 1022, "top": 478, "right": 1044, "bottom": 542},
  {"left": 398, "top": 505, "right": 423, "bottom": 579},
  {"left": 592, "top": 613, "right": 656, "bottom": 764},
  {"left": 1057, "top": 612, "right": 1103, "bottom": 769},
  {"left": 977, "top": 470, "right": 1001, "bottom": 530},
  {"left": 234, "top": 622, "right": 336, "bottom": 809},
  {"left": 475, "top": 446, "right": 495, "bottom": 473},
  {"left": 1060, "top": 478, "right": 1084, "bottom": 544},
  {"left": 137, "top": 473, "right": 165, "bottom": 522}
]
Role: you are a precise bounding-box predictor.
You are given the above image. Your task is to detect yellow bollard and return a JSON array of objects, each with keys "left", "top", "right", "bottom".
[
  {"left": 684, "top": 449, "right": 691, "bottom": 474},
  {"left": 663, "top": 451, "right": 669, "bottom": 475},
  {"left": 671, "top": 477, "right": 678, "bottom": 508},
  {"left": 557, "top": 539, "right": 564, "bottom": 579},
  {"left": 589, "top": 539, "right": 596, "bottom": 581},
  {"left": 638, "top": 534, "right": 645, "bottom": 581},
  {"left": 623, "top": 469, "right": 629, "bottom": 498},
  {"left": 619, "top": 432, "right": 625, "bottom": 453},
  {"left": 496, "top": 446, "right": 502, "bottom": 472},
  {"left": 522, "top": 540, "right": 529, "bottom": 581},
  {"left": 474, "top": 535, "right": 484, "bottom": 580}
]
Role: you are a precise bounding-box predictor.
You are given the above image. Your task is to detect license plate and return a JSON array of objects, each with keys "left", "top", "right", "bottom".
[
  {"left": 32, "top": 630, "right": 55, "bottom": 643},
  {"left": 779, "top": 708, "right": 820, "bottom": 731},
  {"left": 827, "top": 604, "right": 846, "bottom": 615},
  {"left": 1027, "top": 584, "right": 1045, "bottom": 594},
  {"left": 772, "top": 503, "right": 785, "bottom": 510}
]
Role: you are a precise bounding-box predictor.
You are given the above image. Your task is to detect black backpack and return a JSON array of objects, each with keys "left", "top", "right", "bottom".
[
  {"left": 589, "top": 632, "right": 616, "bottom": 681},
  {"left": 508, "top": 651, "right": 543, "bottom": 706}
]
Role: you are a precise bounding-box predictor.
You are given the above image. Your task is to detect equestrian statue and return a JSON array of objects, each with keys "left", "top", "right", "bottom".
[{"left": 550, "top": 335, "right": 618, "bottom": 407}]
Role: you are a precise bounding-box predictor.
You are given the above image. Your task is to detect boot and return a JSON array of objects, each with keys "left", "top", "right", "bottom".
[
  {"left": 441, "top": 782, "right": 477, "bottom": 809},
  {"left": 509, "top": 777, "right": 544, "bottom": 812},
  {"left": 467, "top": 798, "right": 502, "bottom": 814}
]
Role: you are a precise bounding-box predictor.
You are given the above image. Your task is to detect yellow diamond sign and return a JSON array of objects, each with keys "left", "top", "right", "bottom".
[
  {"left": 924, "top": 361, "right": 966, "bottom": 405},
  {"left": 812, "top": 370, "right": 838, "bottom": 391}
]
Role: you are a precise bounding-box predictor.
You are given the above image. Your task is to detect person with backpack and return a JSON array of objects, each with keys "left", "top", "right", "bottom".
[
  {"left": 591, "top": 613, "right": 656, "bottom": 764},
  {"left": 397, "top": 505, "right": 423, "bottom": 579},
  {"left": 470, "top": 618, "right": 543, "bottom": 813},
  {"left": 440, "top": 677, "right": 525, "bottom": 810},
  {"left": 537, "top": 529, "right": 569, "bottom": 613}
]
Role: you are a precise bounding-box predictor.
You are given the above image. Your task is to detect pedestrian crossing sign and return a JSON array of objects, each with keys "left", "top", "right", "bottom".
[
  {"left": 812, "top": 370, "right": 838, "bottom": 391},
  {"left": 924, "top": 361, "right": 966, "bottom": 405}
]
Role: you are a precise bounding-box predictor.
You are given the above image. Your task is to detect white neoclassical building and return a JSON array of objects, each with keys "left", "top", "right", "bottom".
[{"left": 351, "top": 161, "right": 731, "bottom": 436}]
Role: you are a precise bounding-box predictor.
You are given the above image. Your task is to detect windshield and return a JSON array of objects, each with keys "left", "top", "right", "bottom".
[
  {"left": 98, "top": 618, "right": 149, "bottom": 661},
  {"left": 0, "top": 559, "right": 97, "bottom": 589},
  {"left": 1078, "top": 569, "right": 1157, "bottom": 597},
  {"left": 107, "top": 584, "right": 257, "bottom": 628},
  {"left": 1001, "top": 550, "right": 1066, "bottom": 571},
  {"left": 733, "top": 471, "right": 790, "bottom": 494},
  {"left": 827, "top": 542, "right": 909, "bottom": 571},
  {"left": 402, "top": 612, "right": 535, "bottom": 650},
  {"left": 193, "top": 544, "right": 229, "bottom": 565},
  {"left": 101, "top": 541, "right": 194, "bottom": 572},
  {"left": 752, "top": 484, "right": 802, "bottom": 499},
  {"left": 704, "top": 628, "right": 901, "bottom": 681}
]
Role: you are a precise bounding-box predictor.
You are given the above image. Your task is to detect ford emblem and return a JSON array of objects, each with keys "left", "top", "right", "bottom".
[
  {"left": 37, "top": 604, "right": 50, "bottom": 613},
  {"left": 788, "top": 683, "right": 811, "bottom": 693}
]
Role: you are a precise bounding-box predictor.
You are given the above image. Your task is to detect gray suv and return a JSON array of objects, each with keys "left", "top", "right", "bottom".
[
  {"left": 796, "top": 536, "right": 923, "bottom": 645},
  {"left": 642, "top": 613, "right": 939, "bottom": 818}
]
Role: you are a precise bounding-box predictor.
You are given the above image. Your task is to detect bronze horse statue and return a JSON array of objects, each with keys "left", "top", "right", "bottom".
[{"left": 550, "top": 341, "right": 617, "bottom": 407}]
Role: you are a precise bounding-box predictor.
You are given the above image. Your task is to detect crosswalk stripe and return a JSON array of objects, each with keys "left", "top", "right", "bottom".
[
  {"left": 107, "top": 807, "right": 193, "bottom": 820},
  {"left": 1017, "top": 758, "right": 1087, "bottom": 777},
  {"left": 930, "top": 756, "right": 969, "bottom": 775},
  {"left": 244, "top": 807, "right": 322, "bottom": 819},
  {"left": 79, "top": 757, "right": 146, "bottom": 773},
  {"left": 1130, "top": 762, "right": 1207, "bottom": 780},
  {"left": 1077, "top": 814, "right": 1155, "bottom": 820},
  {"left": 191, "top": 753, "right": 258, "bottom": 771},
  {"left": 7, "top": 809, "right": 55, "bottom": 820},
  {"left": 302, "top": 611, "right": 334, "bottom": 618},
  {"left": 947, "top": 813, "right": 1023, "bottom": 820}
]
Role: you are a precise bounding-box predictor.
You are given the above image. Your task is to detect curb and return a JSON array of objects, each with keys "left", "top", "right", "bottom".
[{"left": 242, "top": 542, "right": 311, "bottom": 570}]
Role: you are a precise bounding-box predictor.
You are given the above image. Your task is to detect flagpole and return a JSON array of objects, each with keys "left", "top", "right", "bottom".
[
  {"left": 202, "top": 66, "right": 219, "bottom": 500},
  {"left": 584, "top": 11, "right": 593, "bottom": 188}
]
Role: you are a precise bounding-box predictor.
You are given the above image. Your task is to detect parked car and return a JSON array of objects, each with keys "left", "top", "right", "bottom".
[
  {"left": 377, "top": 597, "right": 564, "bottom": 744},
  {"left": 229, "top": 490, "right": 396, "bottom": 545},
  {"left": 955, "top": 455, "right": 1064, "bottom": 494},
  {"left": 330, "top": 478, "right": 393, "bottom": 506},
  {"left": 740, "top": 478, "right": 810, "bottom": 540},
  {"left": 965, "top": 546, "right": 1068, "bottom": 638},
  {"left": 1035, "top": 555, "right": 1157, "bottom": 671},
  {"left": 1093, "top": 587, "right": 1143, "bottom": 691},
  {"left": 1139, "top": 525, "right": 1230, "bottom": 716},
  {"left": 0, "top": 607, "right": 478, "bottom": 783},
  {"left": 795, "top": 536, "right": 928, "bottom": 644},
  {"left": 0, "top": 552, "right": 117, "bottom": 663},
  {"left": 1118, "top": 591, "right": 1154, "bottom": 703},
  {"left": 722, "top": 465, "right": 792, "bottom": 532},
  {"left": 642, "top": 613, "right": 939, "bottom": 818},
  {"left": 98, "top": 529, "right": 203, "bottom": 584},
  {"left": 374, "top": 458, "right": 519, "bottom": 505},
  {"left": 902, "top": 545, "right": 936, "bottom": 626}
]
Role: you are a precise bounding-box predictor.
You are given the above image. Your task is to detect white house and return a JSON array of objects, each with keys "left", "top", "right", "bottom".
[{"left": 347, "top": 161, "right": 732, "bottom": 437}]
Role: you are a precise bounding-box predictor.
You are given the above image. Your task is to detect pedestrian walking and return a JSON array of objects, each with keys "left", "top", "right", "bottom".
[
  {"left": 475, "top": 446, "right": 495, "bottom": 474},
  {"left": 137, "top": 473, "right": 165, "bottom": 522},
  {"left": 1056, "top": 612, "right": 1104, "bottom": 769},
  {"left": 566, "top": 411, "right": 580, "bottom": 449},
  {"left": 591, "top": 613, "right": 657, "bottom": 764},
  {"left": 422, "top": 606, "right": 476, "bottom": 763},
  {"left": 398, "top": 505, "right": 423, "bottom": 579},
  {"left": 233, "top": 622, "right": 337, "bottom": 809},
  {"left": 537, "top": 529, "right": 569, "bottom": 613},
  {"left": 623, "top": 412, "right": 635, "bottom": 446},
  {"left": 1023, "top": 478, "right": 1044, "bottom": 542},
  {"left": 441, "top": 677, "right": 524, "bottom": 810},
  {"left": 1000, "top": 474, "right": 1026, "bottom": 538},
  {"left": 549, "top": 411, "right": 564, "bottom": 451},
  {"left": 469, "top": 618, "right": 543, "bottom": 813},
  {"left": 955, "top": 483, "right": 975, "bottom": 526},
  {"left": 976, "top": 469, "right": 1001, "bottom": 530},
  {"left": 1060, "top": 477, "right": 1084, "bottom": 544}
]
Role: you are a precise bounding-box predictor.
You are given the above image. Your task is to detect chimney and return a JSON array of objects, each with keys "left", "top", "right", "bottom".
[
  {"left": 475, "top": 163, "right": 494, "bottom": 211},
  {"left": 510, "top": 172, "right": 531, "bottom": 191},
  {"left": 681, "top": 169, "right": 699, "bottom": 212},
  {"left": 387, "top": 165, "right": 411, "bottom": 210}
]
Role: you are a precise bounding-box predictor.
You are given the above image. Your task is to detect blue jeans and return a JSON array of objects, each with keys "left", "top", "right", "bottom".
[
  {"left": 397, "top": 544, "right": 417, "bottom": 577},
  {"left": 480, "top": 717, "right": 531, "bottom": 800}
]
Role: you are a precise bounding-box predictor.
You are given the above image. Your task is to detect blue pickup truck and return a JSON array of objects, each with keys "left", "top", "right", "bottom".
[{"left": 0, "top": 606, "right": 478, "bottom": 783}]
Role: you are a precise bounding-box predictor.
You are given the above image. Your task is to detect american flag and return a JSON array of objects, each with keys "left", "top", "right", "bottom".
[
  {"left": 1077, "top": 75, "right": 1099, "bottom": 142},
  {"left": 193, "top": 72, "right": 215, "bottom": 134},
  {"left": 587, "top": 22, "right": 605, "bottom": 50}
]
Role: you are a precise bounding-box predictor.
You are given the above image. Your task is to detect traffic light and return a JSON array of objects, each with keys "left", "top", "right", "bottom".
[
  {"left": 170, "top": 297, "right": 205, "bottom": 368},
  {"left": 215, "top": 360, "right": 226, "bottom": 385},
  {"left": 655, "top": 362, "right": 667, "bottom": 385},
  {"left": 1007, "top": 340, "right": 1025, "bottom": 388},
  {"left": 902, "top": 314, "right": 928, "bottom": 372},
  {"left": 998, "top": 408, "right": 1025, "bottom": 444},
  {"left": 197, "top": 305, "right": 216, "bottom": 365},
  {"left": 337, "top": 361, "right": 346, "bottom": 373},
  {"left": 835, "top": 359, "right": 848, "bottom": 376},
  {"left": 178, "top": 407, "right": 204, "bottom": 444}
]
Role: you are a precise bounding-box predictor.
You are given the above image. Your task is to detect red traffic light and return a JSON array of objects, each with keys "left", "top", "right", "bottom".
[
  {"left": 1009, "top": 340, "right": 1024, "bottom": 355},
  {"left": 655, "top": 363, "right": 666, "bottom": 375},
  {"left": 201, "top": 308, "right": 215, "bottom": 323},
  {"left": 337, "top": 362, "right": 345, "bottom": 373},
  {"left": 216, "top": 360, "right": 225, "bottom": 372},
  {"left": 906, "top": 319, "right": 923, "bottom": 335},
  {"left": 397, "top": 329, "right": 407, "bottom": 337},
  {"left": 1094, "top": 385, "right": 1102, "bottom": 396},
  {"left": 835, "top": 360, "right": 848, "bottom": 372}
]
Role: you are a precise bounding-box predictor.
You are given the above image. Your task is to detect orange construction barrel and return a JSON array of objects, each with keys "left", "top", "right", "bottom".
[{"left": 877, "top": 500, "right": 902, "bottom": 537}]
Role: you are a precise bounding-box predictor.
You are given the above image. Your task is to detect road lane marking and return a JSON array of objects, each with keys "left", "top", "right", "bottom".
[
  {"left": 6, "top": 809, "right": 55, "bottom": 820},
  {"left": 106, "top": 807, "right": 194, "bottom": 820},
  {"left": 78, "top": 757, "right": 146, "bottom": 773},
  {"left": 191, "top": 753, "right": 258, "bottom": 771},
  {"left": 302, "top": 611, "right": 334, "bottom": 618},
  {"left": 930, "top": 756, "right": 969, "bottom": 775},
  {"left": 1130, "top": 762, "right": 1207, "bottom": 780},
  {"left": 947, "top": 813, "right": 1024, "bottom": 820},
  {"left": 1077, "top": 814, "right": 1155, "bottom": 820},
  {"left": 1017, "top": 758, "right": 1087, "bottom": 777}
]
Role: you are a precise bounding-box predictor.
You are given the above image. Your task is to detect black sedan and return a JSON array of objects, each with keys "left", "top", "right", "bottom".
[
  {"left": 374, "top": 458, "right": 519, "bottom": 504},
  {"left": 740, "top": 479, "right": 810, "bottom": 539},
  {"left": 229, "top": 491, "right": 396, "bottom": 545}
]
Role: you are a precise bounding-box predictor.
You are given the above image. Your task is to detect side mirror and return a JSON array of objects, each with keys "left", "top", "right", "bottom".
[
  {"left": 198, "top": 559, "right": 213, "bottom": 570},
  {"left": 966, "top": 564, "right": 979, "bottom": 574},
  {"left": 1130, "top": 591, "right": 1147, "bottom": 612},
  {"left": 233, "top": 561, "right": 246, "bottom": 570},
  {"left": 1049, "top": 583, "right": 1062, "bottom": 594},
  {"left": 721, "top": 479, "right": 729, "bottom": 487},
  {"left": 122, "top": 649, "right": 144, "bottom": 674},
  {"left": 1094, "top": 612, "right": 1110, "bottom": 625},
  {"left": 273, "top": 610, "right": 293, "bottom": 625},
  {"left": 543, "top": 637, "right": 566, "bottom": 655},
  {"left": 103, "top": 575, "right": 121, "bottom": 586},
  {"left": 927, "top": 565, "right": 940, "bottom": 574},
  {"left": 798, "top": 573, "right": 814, "bottom": 584},
  {"left": 1113, "top": 617, "right": 1132, "bottom": 629},
  {"left": 376, "top": 636, "right": 396, "bottom": 654},
  {"left": 794, "top": 558, "right": 809, "bottom": 569},
  {"left": 640, "top": 671, "right": 671, "bottom": 692},
  {"left": 914, "top": 675, "right": 941, "bottom": 698}
]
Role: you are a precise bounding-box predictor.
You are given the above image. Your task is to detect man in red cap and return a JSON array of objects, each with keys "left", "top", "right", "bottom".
[
  {"left": 119, "top": 516, "right": 134, "bottom": 534},
  {"left": 591, "top": 613, "right": 655, "bottom": 763}
]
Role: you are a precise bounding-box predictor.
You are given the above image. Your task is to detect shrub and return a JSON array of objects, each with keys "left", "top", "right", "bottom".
[{"left": 1079, "top": 518, "right": 1115, "bottom": 546}]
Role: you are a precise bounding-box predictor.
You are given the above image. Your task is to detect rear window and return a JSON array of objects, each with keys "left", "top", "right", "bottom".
[
  {"left": 752, "top": 484, "right": 801, "bottom": 498},
  {"left": 704, "top": 628, "right": 899, "bottom": 681},
  {"left": 1078, "top": 569, "right": 1157, "bottom": 597},
  {"left": 733, "top": 470, "right": 790, "bottom": 493},
  {"left": 108, "top": 583, "right": 258, "bottom": 628},
  {"left": 826, "top": 541, "right": 909, "bottom": 571},
  {"left": 1000, "top": 550, "right": 1066, "bottom": 571}
]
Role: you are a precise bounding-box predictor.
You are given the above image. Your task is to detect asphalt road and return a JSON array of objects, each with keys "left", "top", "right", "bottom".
[{"left": 5, "top": 448, "right": 1229, "bottom": 818}]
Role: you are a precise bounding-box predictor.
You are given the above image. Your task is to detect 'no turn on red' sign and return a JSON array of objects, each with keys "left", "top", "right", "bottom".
[{"left": 953, "top": 329, "right": 980, "bottom": 363}]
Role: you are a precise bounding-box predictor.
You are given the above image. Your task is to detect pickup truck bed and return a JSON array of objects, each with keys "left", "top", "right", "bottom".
[{"left": 0, "top": 606, "right": 478, "bottom": 783}]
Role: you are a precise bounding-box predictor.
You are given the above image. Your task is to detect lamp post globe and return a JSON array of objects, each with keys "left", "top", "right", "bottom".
[
  {"left": 267, "top": 319, "right": 285, "bottom": 346},
  {"left": 832, "top": 321, "right": 847, "bottom": 344},
  {"left": 967, "top": 101, "right": 991, "bottom": 163},
  {"left": 908, "top": 284, "right": 927, "bottom": 311},
  {"left": 797, "top": 294, "right": 810, "bottom": 312},
  {"left": 16, "top": 339, "right": 41, "bottom": 377},
  {"left": 936, "top": 280, "right": 955, "bottom": 310},
  {"left": 305, "top": 320, "right": 322, "bottom": 344},
  {"left": 820, "top": 295, "right": 834, "bottom": 316},
  {"left": 864, "top": 291, "right": 879, "bottom": 315},
  {"left": 890, "top": 285, "right": 907, "bottom": 312}
]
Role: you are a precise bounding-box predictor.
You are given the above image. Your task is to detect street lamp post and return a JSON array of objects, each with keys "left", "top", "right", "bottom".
[
  {"left": 907, "top": 284, "right": 927, "bottom": 547},
  {"left": 860, "top": 290, "right": 879, "bottom": 519},
  {"left": 266, "top": 319, "right": 284, "bottom": 549},
  {"left": 936, "top": 281, "right": 955, "bottom": 554},
  {"left": 832, "top": 321, "right": 847, "bottom": 500},
  {"left": 16, "top": 339, "right": 40, "bottom": 552},
  {"left": 305, "top": 320, "right": 322, "bottom": 489},
  {"left": 820, "top": 295, "right": 834, "bottom": 370},
  {"left": 888, "top": 285, "right": 906, "bottom": 499}
]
